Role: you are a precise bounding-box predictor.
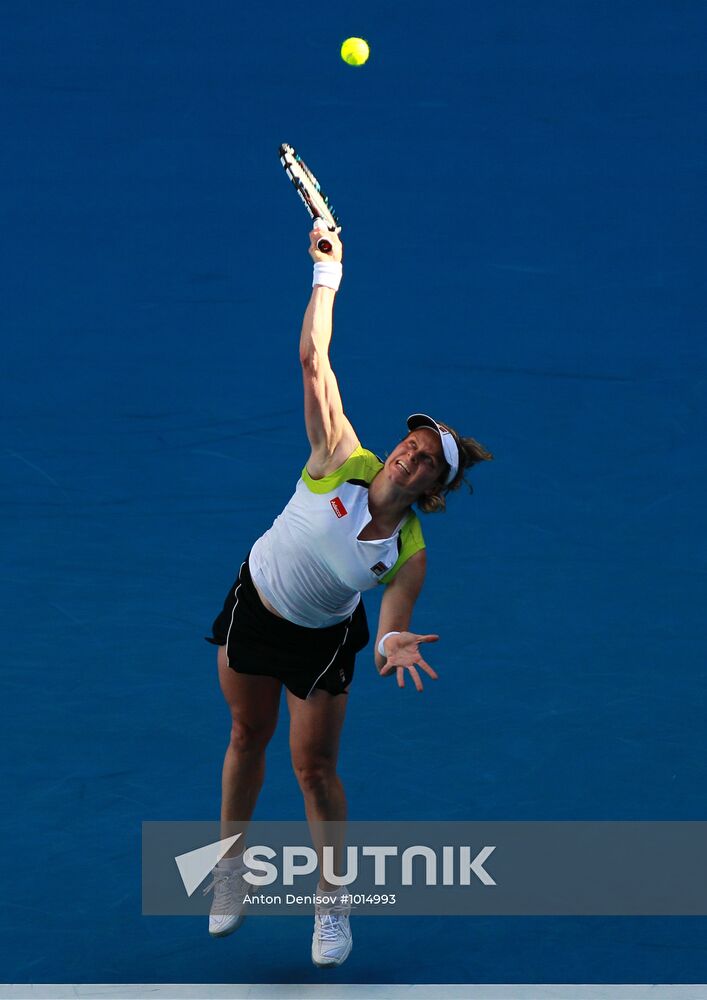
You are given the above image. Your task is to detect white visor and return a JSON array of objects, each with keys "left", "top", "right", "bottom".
[{"left": 406, "top": 413, "right": 459, "bottom": 486}]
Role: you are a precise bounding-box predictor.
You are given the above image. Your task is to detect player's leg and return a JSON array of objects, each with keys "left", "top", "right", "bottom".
[
  {"left": 287, "top": 685, "right": 348, "bottom": 869},
  {"left": 206, "top": 646, "right": 282, "bottom": 938},
  {"left": 218, "top": 643, "right": 282, "bottom": 840},
  {"left": 287, "top": 685, "right": 353, "bottom": 967}
]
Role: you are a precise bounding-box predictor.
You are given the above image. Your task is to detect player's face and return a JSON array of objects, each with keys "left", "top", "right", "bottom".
[{"left": 387, "top": 429, "right": 446, "bottom": 495}]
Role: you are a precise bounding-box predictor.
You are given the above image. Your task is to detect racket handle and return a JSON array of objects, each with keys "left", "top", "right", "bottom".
[{"left": 313, "top": 217, "right": 333, "bottom": 255}]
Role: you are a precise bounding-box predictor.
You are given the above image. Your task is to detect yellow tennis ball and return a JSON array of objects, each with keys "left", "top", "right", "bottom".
[{"left": 341, "top": 37, "right": 370, "bottom": 67}]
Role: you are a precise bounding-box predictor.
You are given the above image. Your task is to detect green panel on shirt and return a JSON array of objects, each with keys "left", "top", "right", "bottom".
[
  {"left": 379, "top": 512, "right": 426, "bottom": 584},
  {"left": 302, "top": 446, "right": 383, "bottom": 493}
]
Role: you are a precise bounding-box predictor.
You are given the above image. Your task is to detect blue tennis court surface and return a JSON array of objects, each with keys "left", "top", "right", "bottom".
[{"left": 2, "top": 0, "right": 706, "bottom": 987}]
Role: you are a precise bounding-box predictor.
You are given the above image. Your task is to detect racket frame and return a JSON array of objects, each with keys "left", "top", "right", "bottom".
[{"left": 279, "top": 143, "right": 340, "bottom": 253}]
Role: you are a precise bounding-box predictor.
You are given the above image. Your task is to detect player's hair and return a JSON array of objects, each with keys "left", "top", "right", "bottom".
[{"left": 415, "top": 422, "right": 494, "bottom": 515}]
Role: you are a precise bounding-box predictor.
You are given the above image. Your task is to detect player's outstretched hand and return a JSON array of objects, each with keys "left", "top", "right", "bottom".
[
  {"left": 308, "top": 226, "right": 343, "bottom": 264},
  {"left": 379, "top": 631, "right": 439, "bottom": 692}
]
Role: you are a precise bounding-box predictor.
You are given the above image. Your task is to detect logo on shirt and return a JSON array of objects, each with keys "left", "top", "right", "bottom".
[
  {"left": 330, "top": 497, "right": 348, "bottom": 518},
  {"left": 370, "top": 561, "right": 389, "bottom": 576}
]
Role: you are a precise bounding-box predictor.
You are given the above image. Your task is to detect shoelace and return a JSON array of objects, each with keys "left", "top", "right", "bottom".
[
  {"left": 315, "top": 898, "right": 351, "bottom": 941},
  {"left": 202, "top": 867, "right": 243, "bottom": 902},
  {"left": 317, "top": 913, "right": 348, "bottom": 942}
]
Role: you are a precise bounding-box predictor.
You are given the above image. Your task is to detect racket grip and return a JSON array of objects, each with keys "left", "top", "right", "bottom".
[{"left": 313, "top": 217, "right": 333, "bottom": 255}]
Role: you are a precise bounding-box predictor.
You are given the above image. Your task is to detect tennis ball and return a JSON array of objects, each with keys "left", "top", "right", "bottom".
[{"left": 341, "top": 37, "right": 370, "bottom": 67}]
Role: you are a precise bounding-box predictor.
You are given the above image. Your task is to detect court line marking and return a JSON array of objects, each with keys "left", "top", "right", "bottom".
[{"left": 2, "top": 985, "right": 707, "bottom": 999}]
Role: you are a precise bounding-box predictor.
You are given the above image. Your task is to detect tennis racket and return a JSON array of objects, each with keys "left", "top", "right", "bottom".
[{"left": 279, "top": 143, "right": 341, "bottom": 254}]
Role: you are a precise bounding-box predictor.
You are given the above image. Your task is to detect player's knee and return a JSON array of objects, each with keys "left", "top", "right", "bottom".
[
  {"left": 229, "top": 718, "right": 274, "bottom": 755},
  {"left": 292, "top": 756, "right": 336, "bottom": 797}
]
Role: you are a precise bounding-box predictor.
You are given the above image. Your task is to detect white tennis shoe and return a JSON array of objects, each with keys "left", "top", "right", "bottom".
[
  {"left": 203, "top": 863, "right": 248, "bottom": 937},
  {"left": 311, "top": 889, "right": 353, "bottom": 967}
]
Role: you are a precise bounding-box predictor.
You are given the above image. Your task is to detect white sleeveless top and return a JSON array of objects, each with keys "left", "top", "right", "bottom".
[{"left": 248, "top": 446, "right": 425, "bottom": 627}]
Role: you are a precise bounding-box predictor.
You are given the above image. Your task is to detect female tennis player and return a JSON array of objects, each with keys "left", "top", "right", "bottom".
[{"left": 204, "top": 226, "right": 492, "bottom": 967}]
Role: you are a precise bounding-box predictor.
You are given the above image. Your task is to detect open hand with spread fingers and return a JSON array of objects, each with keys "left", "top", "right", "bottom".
[{"left": 379, "top": 631, "right": 439, "bottom": 691}]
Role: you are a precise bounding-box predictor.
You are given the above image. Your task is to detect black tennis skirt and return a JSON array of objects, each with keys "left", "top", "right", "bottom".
[{"left": 205, "top": 557, "right": 370, "bottom": 700}]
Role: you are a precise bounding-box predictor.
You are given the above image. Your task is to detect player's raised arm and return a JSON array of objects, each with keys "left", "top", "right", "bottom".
[{"left": 299, "top": 228, "right": 360, "bottom": 478}]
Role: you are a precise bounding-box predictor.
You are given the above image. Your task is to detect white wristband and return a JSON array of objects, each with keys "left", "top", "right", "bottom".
[
  {"left": 377, "top": 631, "right": 401, "bottom": 657},
  {"left": 313, "top": 260, "right": 343, "bottom": 291}
]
